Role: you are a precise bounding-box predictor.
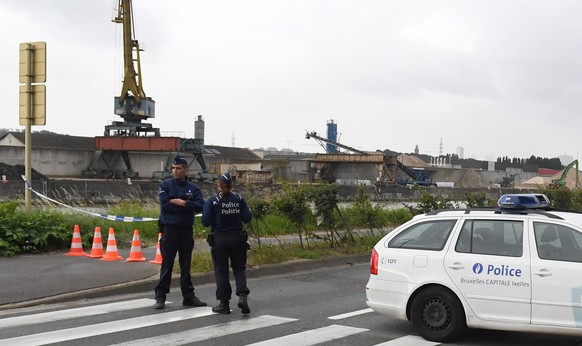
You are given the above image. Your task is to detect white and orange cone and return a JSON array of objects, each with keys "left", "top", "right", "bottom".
[
  {"left": 101, "top": 227, "right": 123, "bottom": 261},
  {"left": 149, "top": 232, "right": 163, "bottom": 265},
  {"left": 66, "top": 224, "right": 87, "bottom": 256},
  {"left": 86, "top": 226, "right": 104, "bottom": 258},
  {"left": 126, "top": 230, "right": 146, "bottom": 262}
]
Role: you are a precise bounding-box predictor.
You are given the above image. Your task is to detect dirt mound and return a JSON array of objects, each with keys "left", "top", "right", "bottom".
[
  {"left": 458, "top": 169, "right": 488, "bottom": 188},
  {"left": 0, "top": 163, "right": 48, "bottom": 181},
  {"left": 401, "top": 155, "right": 430, "bottom": 168},
  {"left": 432, "top": 168, "right": 489, "bottom": 188},
  {"left": 550, "top": 168, "right": 580, "bottom": 189}
]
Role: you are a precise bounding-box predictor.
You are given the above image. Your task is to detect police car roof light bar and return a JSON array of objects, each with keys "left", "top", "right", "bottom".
[{"left": 497, "top": 194, "right": 551, "bottom": 210}]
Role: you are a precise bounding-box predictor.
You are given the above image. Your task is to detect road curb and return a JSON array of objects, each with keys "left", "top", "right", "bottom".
[{"left": 0, "top": 254, "right": 370, "bottom": 310}]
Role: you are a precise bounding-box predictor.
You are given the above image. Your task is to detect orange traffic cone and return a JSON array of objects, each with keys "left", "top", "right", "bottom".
[
  {"left": 101, "top": 227, "right": 123, "bottom": 261},
  {"left": 86, "top": 226, "right": 104, "bottom": 258},
  {"left": 66, "top": 224, "right": 87, "bottom": 256},
  {"left": 126, "top": 230, "right": 146, "bottom": 262},
  {"left": 149, "top": 232, "right": 163, "bottom": 264}
]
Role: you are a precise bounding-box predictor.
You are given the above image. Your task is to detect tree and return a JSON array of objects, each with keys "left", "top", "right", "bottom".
[{"left": 272, "top": 183, "right": 311, "bottom": 248}]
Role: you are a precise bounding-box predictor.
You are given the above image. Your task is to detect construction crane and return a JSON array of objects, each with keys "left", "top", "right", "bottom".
[
  {"left": 548, "top": 159, "right": 579, "bottom": 189},
  {"left": 84, "top": 0, "right": 180, "bottom": 179},
  {"left": 106, "top": 0, "right": 158, "bottom": 136}
]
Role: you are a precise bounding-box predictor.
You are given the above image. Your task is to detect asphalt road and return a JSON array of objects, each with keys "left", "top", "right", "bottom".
[{"left": 2, "top": 263, "right": 582, "bottom": 345}]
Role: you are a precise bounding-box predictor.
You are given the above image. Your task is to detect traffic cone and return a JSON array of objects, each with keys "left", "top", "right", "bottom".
[
  {"left": 86, "top": 226, "right": 104, "bottom": 258},
  {"left": 66, "top": 224, "right": 87, "bottom": 256},
  {"left": 126, "top": 230, "right": 146, "bottom": 262},
  {"left": 101, "top": 227, "right": 123, "bottom": 261},
  {"left": 149, "top": 232, "right": 163, "bottom": 265}
]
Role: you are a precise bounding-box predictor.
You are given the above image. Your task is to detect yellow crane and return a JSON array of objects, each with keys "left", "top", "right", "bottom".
[
  {"left": 106, "top": 0, "right": 157, "bottom": 136},
  {"left": 86, "top": 0, "right": 171, "bottom": 179}
]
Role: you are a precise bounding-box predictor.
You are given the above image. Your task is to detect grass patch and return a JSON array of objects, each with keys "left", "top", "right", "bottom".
[
  {"left": 189, "top": 233, "right": 383, "bottom": 273},
  {"left": 248, "top": 245, "right": 289, "bottom": 266},
  {"left": 190, "top": 250, "right": 214, "bottom": 273}
]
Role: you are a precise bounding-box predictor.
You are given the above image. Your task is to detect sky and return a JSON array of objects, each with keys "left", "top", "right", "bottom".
[{"left": 2, "top": 0, "right": 582, "bottom": 162}]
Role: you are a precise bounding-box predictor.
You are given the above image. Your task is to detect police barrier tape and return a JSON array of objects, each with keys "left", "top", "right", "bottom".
[{"left": 21, "top": 175, "right": 159, "bottom": 222}]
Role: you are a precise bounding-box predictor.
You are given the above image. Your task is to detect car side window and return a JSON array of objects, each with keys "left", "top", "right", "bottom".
[
  {"left": 388, "top": 220, "right": 457, "bottom": 250},
  {"left": 534, "top": 222, "right": 582, "bottom": 262},
  {"left": 456, "top": 220, "right": 523, "bottom": 257}
]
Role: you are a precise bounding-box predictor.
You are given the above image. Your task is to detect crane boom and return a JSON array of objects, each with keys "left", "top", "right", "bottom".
[
  {"left": 113, "top": 0, "right": 146, "bottom": 105},
  {"left": 305, "top": 131, "right": 367, "bottom": 155},
  {"left": 106, "top": 0, "right": 157, "bottom": 136}
]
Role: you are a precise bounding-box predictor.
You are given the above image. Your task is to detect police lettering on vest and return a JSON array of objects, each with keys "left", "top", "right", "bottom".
[{"left": 221, "top": 201, "right": 241, "bottom": 215}]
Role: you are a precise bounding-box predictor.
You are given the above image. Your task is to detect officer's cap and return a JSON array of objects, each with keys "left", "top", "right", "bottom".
[
  {"left": 220, "top": 172, "right": 232, "bottom": 184},
  {"left": 172, "top": 156, "right": 188, "bottom": 166}
]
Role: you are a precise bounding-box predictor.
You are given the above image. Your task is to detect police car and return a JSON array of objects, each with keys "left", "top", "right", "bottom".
[{"left": 366, "top": 194, "right": 582, "bottom": 342}]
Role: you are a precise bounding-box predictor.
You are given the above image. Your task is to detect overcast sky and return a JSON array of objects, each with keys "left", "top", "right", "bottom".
[{"left": 2, "top": 0, "right": 582, "bottom": 161}]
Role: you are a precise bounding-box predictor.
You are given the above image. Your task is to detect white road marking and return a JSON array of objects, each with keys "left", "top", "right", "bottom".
[
  {"left": 112, "top": 314, "right": 298, "bottom": 346},
  {"left": 0, "top": 307, "right": 213, "bottom": 346},
  {"left": 328, "top": 307, "right": 374, "bottom": 320},
  {"left": 0, "top": 298, "right": 155, "bottom": 329},
  {"left": 374, "top": 335, "right": 440, "bottom": 345},
  {"left": 246, "top": 324, "right": 369, "bottom": 346}
]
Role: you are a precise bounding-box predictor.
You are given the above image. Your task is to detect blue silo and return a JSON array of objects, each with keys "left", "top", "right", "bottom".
[{"left": 327, "top": 120, "right": 338, "bottom": 153}]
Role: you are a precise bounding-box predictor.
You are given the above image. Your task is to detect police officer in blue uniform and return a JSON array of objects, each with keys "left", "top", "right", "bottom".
[
  {"left": 154, "top": 156, "right": 207, "bottom": 309},
  {"left": 202, "top": 173, "right": 252, "bottom": 314}
]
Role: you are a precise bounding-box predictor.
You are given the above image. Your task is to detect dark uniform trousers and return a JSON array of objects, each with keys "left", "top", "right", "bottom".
[
  {"left": 211, "top": 230, "right": 250, "bottom": 301},
  {"left": 155, "top": 225, "right": 195, "bottom": 300}
]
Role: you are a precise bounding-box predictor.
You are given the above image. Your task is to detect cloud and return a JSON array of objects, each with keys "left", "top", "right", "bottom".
[{"left": 2, "top": 0, "right": 582, "bottom": 161}]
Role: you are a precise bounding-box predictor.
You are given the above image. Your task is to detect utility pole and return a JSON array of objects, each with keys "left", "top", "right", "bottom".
[{"left": 19, "top": 42, "right": 47, "bottom": 211}]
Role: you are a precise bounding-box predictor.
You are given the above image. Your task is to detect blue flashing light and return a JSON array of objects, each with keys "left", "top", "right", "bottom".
[{"left": 497, "top": 194, "right": 550, "bottom": 209}]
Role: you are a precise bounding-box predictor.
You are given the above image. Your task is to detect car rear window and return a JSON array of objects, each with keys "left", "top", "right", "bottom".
[
  {"left": 388, "top": 220, "right": 457, "bottom": 250},
  {"left": 456, "top": 220, "right": 523, "bottom": 257}
]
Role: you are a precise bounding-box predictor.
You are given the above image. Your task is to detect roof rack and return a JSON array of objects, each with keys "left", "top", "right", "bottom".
[{"left": 425, "top": 208, "right": 564, "bottom": 220}]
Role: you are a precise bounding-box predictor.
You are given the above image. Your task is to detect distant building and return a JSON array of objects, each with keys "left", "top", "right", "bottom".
[
  {"left": 0, "top": 132, "right": 268, "bottom": 182},
  {"left": 456, "top": 146, "right": 464, "bottom": 159}
]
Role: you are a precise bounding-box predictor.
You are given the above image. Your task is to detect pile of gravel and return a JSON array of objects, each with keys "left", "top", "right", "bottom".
[{"left": 0, "top": 163, "right": 48, "bottom": 181}]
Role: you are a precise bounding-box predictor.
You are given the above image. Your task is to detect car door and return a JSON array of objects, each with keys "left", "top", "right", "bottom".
[
  {"left": 530, "top": 221, "right": 582, "bottom": 328},
  {"left": 445, "top": 218, "right": 531, "bottom": 323}
]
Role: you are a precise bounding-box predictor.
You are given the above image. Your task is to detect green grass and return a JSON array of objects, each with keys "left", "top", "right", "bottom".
[
  {"left": 188, "top": 232, "right": 383, "bottom": 273},
  {"left": 190, "top": 250, "right": 214, "bottom": 273}
]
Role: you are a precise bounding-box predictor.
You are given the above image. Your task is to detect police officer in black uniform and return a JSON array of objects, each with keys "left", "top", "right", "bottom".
[
  {"left": 154, "top": 156, "right": 207, "bottom": 309},
  {"left": 202, "top": 172, "right": 252, "bottom": 314}
]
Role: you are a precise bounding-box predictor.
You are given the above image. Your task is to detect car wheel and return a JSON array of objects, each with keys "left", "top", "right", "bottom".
[{"left": 410, "top": 286, "right": 466, "bottom": 342}]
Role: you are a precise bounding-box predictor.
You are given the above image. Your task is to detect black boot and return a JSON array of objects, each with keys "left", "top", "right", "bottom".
[
  {"left": 183, "top": 296, "right": 207, "bottom": 307},
  {"left": 212, "top": 300, "right": 230, "bottom": 314},
  {"left": 153, "top": 298, "right": 165, "bottom": 310},
  {"left": 238, "top": 295, "right": 250, "bottom": 314}
]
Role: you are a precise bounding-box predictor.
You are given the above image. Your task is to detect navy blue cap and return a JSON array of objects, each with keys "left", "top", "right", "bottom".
[
  {"left": 220, "top": 172, "right": 232, "bottom": 184},
  {"left": 172, "top": 156, "right": 188, "bottom": 166}
]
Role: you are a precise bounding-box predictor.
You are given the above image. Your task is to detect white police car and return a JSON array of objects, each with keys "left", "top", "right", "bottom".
[{"left": 366, "top": 194, "right": 582, "bottom": 342}]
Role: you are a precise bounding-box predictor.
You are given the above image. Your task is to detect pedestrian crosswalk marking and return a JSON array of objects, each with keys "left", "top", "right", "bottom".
[
  {"left": 0, "top": 307, "right": 214, "bottom": 346},
  {"left": 328, "top": 307, "right": 374, "bottom": 320},
  {"left": 246, "top": 324, "right": 369, "bottom": 346},
  {"left": 111, "top": 314, "right": 298, "bottom": 346},
  {"left": 0, "top": 302, "right": 430, "bottom": 345},
  {"left": 374, "top": 335, "right": 440, "bottom": 345},
  {"left": 0, "top": 298, "right": 155, "bottom": 329}
]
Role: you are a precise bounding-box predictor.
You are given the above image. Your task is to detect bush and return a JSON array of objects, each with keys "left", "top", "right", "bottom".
[
  {"left": 0, "top": 201, "right": 71, "bottom": 256},
  {"left": 8, "top": 185, "right": 582, "bottom": 258}
]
